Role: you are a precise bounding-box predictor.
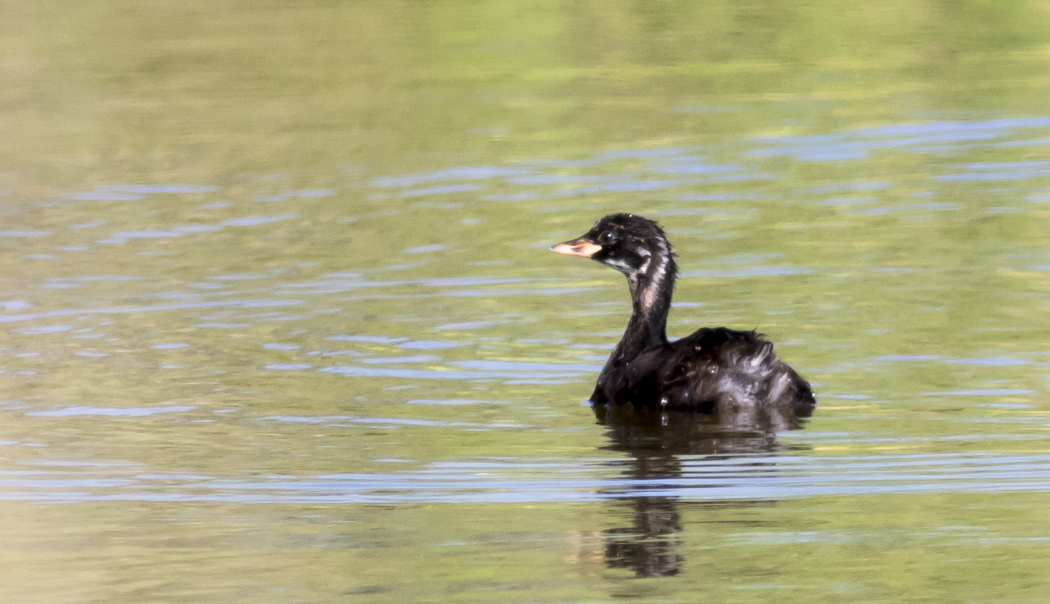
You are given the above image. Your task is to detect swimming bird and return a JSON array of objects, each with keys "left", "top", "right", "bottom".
[{"left": 551, "top": 213, "right": 815, "bottom": 416}]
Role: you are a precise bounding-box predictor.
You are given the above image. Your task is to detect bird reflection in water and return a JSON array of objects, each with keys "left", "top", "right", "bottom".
[{"left": 594, "top": 403, "right": 812, "bottom": 578}]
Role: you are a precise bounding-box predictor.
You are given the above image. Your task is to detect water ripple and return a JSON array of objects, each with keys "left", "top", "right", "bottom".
[
  {"left": 4, "top": 452, "right": 1050, "bottom": 504},
  {"left": 0, "top": 299, "right": 303, "bottom": 324}
]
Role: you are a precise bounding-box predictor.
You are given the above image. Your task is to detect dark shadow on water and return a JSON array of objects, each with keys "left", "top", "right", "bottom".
[{"left": 594, "top": 403, "right": 812, "bottom": 578}]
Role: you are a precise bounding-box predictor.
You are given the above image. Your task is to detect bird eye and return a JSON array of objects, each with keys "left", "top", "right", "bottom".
[{"left": 598, "top": 231, "right": 617, "bottom": 245}]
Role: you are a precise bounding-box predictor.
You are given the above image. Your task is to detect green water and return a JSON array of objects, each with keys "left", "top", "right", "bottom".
[{"left": 3, "top": 1, "right": 1050, "bottom": 602}]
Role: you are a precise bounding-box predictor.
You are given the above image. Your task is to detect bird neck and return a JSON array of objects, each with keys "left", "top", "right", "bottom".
[{"left": 622, "top": 247, "right": 676, "bottom": 352}]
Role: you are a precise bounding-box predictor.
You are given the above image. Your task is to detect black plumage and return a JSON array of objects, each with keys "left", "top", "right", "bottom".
[{"left": 551, "top": 213, "right": 815, "bottom": 417}]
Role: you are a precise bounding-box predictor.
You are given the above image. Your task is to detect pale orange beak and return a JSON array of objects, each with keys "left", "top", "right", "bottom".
[{"left": 550, "top": 237, "right": 602, "bottom": 258}]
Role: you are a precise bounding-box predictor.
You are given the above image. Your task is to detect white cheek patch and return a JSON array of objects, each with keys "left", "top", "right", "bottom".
[
  {"left": 602, "top": 235, "right": 673, "bottom": 311},
  {"left": 639, "top": 239, "right": 670, "bottom": 311}
]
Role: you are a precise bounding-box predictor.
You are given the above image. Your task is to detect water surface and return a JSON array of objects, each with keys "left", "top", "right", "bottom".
[{"left": 2, "top": 2, "right": 1050, "bottom": 602}]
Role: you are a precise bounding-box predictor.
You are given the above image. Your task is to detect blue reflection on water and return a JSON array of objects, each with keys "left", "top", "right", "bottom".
[
  {"left": 749, "top": 117, "right": 1050, "bottom": 162},
  {"left": 221, "top": 214, "right": 297, "bottom": 227},
  {"left": 372, "top": 166, "right": 530, "bottom": 188},
  {"left": 28, "top": 405, "right": 197, "bottom": 418},
  {"left": 0, "top": 230, "right": 52, "bottom": 237},
  {"left": 0, "top": 299, "right": 303, "bottom": 324}
]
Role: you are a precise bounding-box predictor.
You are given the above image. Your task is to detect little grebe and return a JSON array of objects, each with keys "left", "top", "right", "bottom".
[{"left": 551, "top": 213, "right": 815, "bottom": 415}]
